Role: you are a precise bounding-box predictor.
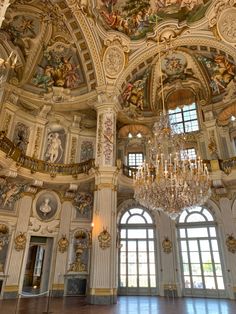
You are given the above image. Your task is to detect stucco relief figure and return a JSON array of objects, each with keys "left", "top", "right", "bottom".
[
  {"left": 45, "top": 132, "right": 63, "bottom": 163},
  {"left": 35, "top": 192, "right": 58, "bottom": 221},
  {"left": 39, "top": 198, "right": 52, "bottom": 216},
  {"left": 217, "top": 8, "right": 236, "bottom": 44}
]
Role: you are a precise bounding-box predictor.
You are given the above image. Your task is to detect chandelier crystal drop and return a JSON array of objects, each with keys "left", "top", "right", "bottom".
[{"left": 134, "top": 112, "right": 211, "bottom": 220}]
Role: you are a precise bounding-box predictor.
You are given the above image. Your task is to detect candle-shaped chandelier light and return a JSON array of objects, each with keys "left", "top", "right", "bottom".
[{"left": 134, "top": 46, "right": 211, "bottom": 219}]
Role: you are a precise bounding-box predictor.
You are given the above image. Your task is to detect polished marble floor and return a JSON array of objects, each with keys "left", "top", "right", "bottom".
[{"left": 0, "top": 296, "right": 235, "bottom": 314}]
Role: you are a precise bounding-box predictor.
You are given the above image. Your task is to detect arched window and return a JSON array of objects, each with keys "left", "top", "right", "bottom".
[
  {"left": 118, "top": 208, "right": 157, "bottom": 295},
  {"left": 169, "top": 103, "right": 199, "bottom": 133},
  {"left": 177, "top": 206, "right": 225, "bottom": 297}
]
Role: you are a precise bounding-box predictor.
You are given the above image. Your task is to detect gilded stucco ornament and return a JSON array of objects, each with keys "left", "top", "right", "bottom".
[
  {"left": 98, "top": 228, "right": 111, "bottom": 250},
  {"left": 0, "top": 223, "right": 9, "bottom": 251},
  {"left": 103, "top": 36, "right": 129, "bottom": 79},
  {"left": 207, "top": 0, "right": 236, "bottom": 45},
  {"left": 58, "top": 234, "right": 69, "bottom": 253},
  {"left": 162, "top": 237, "right": 172, "bottom": 254},
  {"left": 69, "top": 229, "right": 91, "bottom": 272},
  {"left": 103, "top": 46, "right": 125, "bottom": 78},
  {"left": 14, "top": 232, "right": 26, "bottom": 251},
  {"left": 226, "top": 234, "right": 236, "bottom": 253}
]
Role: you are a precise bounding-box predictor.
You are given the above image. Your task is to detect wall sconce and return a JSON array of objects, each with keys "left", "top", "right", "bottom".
[
  {"left": 226, "top": 234, "right": 236, "bottom": 253},
  {"left": 162, "top": 237, "right": 172, "bottom": 254},
  {"left": 14, "top": 232, "right": 26, "bottom": 251},
  {"left": 98, "top": 227, "right": 111, "bottom": 250},
  {"left": 58, "top": 234, "right": 69, "bottom": 253}
]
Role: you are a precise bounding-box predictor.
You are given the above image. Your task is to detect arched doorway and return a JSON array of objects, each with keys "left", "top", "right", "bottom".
[
  {"left": 177, "top": 206, "right": 226, "bottom": 298},
  {"left": 118, "top": 207, "right": 157, "bottom": 295}
]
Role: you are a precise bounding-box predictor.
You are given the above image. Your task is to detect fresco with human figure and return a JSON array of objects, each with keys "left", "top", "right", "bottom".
[
  {"left": 197, "top": 54, "right": 236, "bottom": 100},
  {"left": 97, "top": 0, "right": 212, "bottom": 40},
  {"left": 32, "top": 45, "right": 84, "bottom": 91}
]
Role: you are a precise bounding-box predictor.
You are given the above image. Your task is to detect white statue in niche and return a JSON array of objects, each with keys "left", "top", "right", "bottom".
[
  {"left": 39, "top": 198, "right": 52, "bottom": 216},
  {"left": 45, "top": 132, "right": 63, "bottom": 163}
]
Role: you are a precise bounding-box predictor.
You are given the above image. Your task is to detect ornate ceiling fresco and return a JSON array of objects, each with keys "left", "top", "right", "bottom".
[
  {"left": 95, "top": 0, "right": 212, "bottom": 40},
  {"left": 0, "top": 0, "right": 236, "bottom": 126}
]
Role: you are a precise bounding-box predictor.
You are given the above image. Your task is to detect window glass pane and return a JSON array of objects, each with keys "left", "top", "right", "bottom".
[
  {"left": 187, "top": 228, "right": 208, "bottom": 238},
  {"left": 149, "top": 264, "right": 156, "bottom": 275},
  {"left": 148, "top": 230, "right": 154, "bottom": 238},
  {"left": 188, "top": 240, "right": 198, "bottom": 251},
  {"left": 139, "top": 276, "right": 148, "bottom": 287},
  {"left": 149, "top": 252, "right": 155, "bottom": 263},
  {"left": 179, "top": 212, "right": 188, "bottom": 223},
  {"left": 213, "top": 252, "right": 220, "bottom": 263},
  {"left": 209, "top": 227, "right": 216, "bottom": 237},
  {"left": 202, "top": 209, "right": 214, "bottom": 221},
  {"left": 121, "top": 252, "right": 126, "bottom": 263},
  {"left": 205, "top": 277, "right": 215, "bottom": 289},
  {"left": 192, "top": 277, "right": 203, "bottom": 289},
  {"left": 187, "top": 213, "right": 205, "bottom": 222},
  {"left": 121, "top": 212, "right": 130, "bottom": 224},
  {"left": 148, "top": 241, "right": 154, "bottom": 251},
  {"left": 120, "top": 229, "right": 126, "bottom": 238},
  {"left": 217, "top": 277, "right": 225, "bottom": 289},
  {"left": 191, "top": 264, "right": 202, "bottom": 276},
  {"left": 203, "top": 264, "right": 214, "bottom": 276},
  {"left": 120, "top": 275, "right": 126, "bottom": 287},
  {"left": 183, "top": 264, "right": 190, "bottom": 275},
  {"left": 200, "top": 240, "right": 210, "bottom": 251},
  {"left": 139, "top": 264, "right": 148, "bottom": 275},
  {"left": 138, "top": 252, "right": 147, "bottom": 263},
  {"left": 129, "top": 208, "right": 143, "bottom": 215},
  {"left": 179, "top": 228, "right": 186, "bottom": 237},
  {"left": 128, "top": 276, "right": 137, "bottom": 287},
  {"left": 180, "top": 240, "right": 187, "bottom": 251},
  {"left": 119, "top": 208, "right": 156, "bottom": 292},
  {"left": 201, "top": 252, "right": 212, "bottom": 263},
  {"left": 178, "top": 207, "right": 224, "bottom": 295},
  {"left": 181, "top": 252, "right": 189, "bottom": 263},
  {"left": 150, "top": 275, "right": 156, "bottom": 287},
  {"left": 190, "top": 252, "right": 200, "bottom": 263},
  {"left": 128, "top": 241, "right": 136, "bottom": 251},
  {"left": 143, "top": 212, "right": 153, "bottom": 223},
  {"left": 138, "top": 241, "right": 147, "bottom": 251},
  {"left": 120, "top": 263, "right": 126, "bottom": 275},
  {"left": 128, "top": 229, "right": 147, "bottom": 238},
  {"left": 128, "top": 215, "right": 146, "bottom": 224},
  {"left": 184, "top": 276, "right": 191, "bottom": 288},
  {"left": 211, "top": 240, "right": 219, "bottom": 251},
  {"left": 215, "top": 264, "right": 223, "bottom": 276},
  {"left": 128, "top": 263, "right": 137, "bottom": 275},
  {"left": 128, "top": 252, "right": 136, "bottom": 263},
  {"left": 121, "top": 241, "right": 126, "bottom": 251}
]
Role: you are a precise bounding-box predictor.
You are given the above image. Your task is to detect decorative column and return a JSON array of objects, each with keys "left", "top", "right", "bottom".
[{"left": 88, "top": 90, "right": 120, "bottom": 304}]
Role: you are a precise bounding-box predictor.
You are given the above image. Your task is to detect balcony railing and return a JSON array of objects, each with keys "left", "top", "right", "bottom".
[
  {"left": 0, "top": 131, "right": 95, "bottom": 177},
  {"left": 123, "top": 159, "right": 212, "bottom": 179}
]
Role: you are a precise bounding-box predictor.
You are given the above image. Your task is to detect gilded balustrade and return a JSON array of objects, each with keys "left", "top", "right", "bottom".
[{"left": 0, "top": 131, "right": 95, "bottom": 177}]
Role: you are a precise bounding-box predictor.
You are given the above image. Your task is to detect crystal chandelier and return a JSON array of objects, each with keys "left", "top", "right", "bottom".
[{"left": 133, "top": 52, "right": 211, "bottom": 219}]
